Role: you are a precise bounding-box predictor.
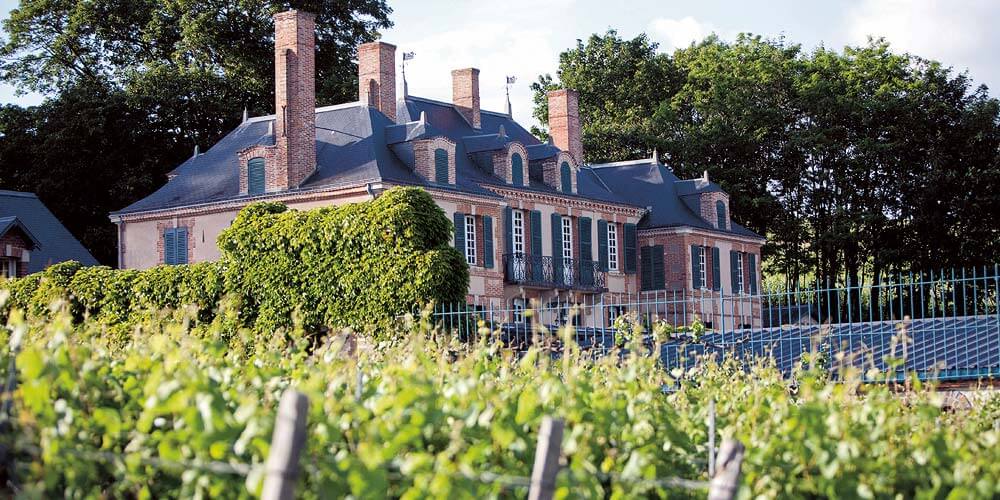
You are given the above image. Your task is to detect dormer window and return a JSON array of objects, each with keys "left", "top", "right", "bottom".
[
  {"left": 511, "top": 152, "right": 524, "bottom": 186},
  {"left": 434, "top": 148, "right": 449, "bottom": 183},
  {"left": 716, "top": 200, "right": 727, "bottom": 230},
  {"left": 248, "top": 158, "right": 266, "bottom": 194},
  {"left": 560, "top": 161, "right": 572, "bottom": 194}
]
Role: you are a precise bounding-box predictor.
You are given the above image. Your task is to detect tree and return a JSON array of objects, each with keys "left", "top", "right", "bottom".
[{"left": 0, "top": 0, "right": 393, "bottom": 265}]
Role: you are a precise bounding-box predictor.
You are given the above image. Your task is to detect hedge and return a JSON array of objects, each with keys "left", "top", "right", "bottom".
[{"left": 0, "top": 187, "right": 469, "bottom": 338}]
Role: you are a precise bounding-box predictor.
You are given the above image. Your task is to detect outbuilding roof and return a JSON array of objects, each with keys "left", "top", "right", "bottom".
[{"left": 0, "top": 190, "right": 98, "bottom": 273}]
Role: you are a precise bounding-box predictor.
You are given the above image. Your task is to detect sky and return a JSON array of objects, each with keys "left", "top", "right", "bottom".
[{"left": 1, "top": 0, "right": 998, "bottom": 129}]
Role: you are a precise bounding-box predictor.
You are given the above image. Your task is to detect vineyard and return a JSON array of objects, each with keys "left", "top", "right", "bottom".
[{"left": 2, "top": 296, "right": 1000, "bottom": 499}]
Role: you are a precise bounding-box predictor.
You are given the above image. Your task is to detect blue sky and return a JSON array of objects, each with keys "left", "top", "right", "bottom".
[{"left": 2, "top": 0, "right": 998, "bottom": 129}]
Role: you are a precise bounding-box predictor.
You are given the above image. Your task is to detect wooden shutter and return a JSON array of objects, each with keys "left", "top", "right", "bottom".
[
  {"left": 597, "top": 219, "right": 608, "bottom": 271},
  {"left": 578, "top": 217, "right": 592, "bottom": 262},
  {"left": 716, "top": 201, "right": 727, "bottom": 229},
  {"left": 711, "top": 247, "right": 721, "bottom": 291},
  {"left": 640, "top": 245, "right": 653, "bottom": 290},
  {"left": 176, "top": 228, "right": 188, "bottom": 264},
  {"left": 435, "top": 148, "right": 449, "bottom": 183},
  {"left": 511, "top": 153, "right": 524, "bottom": 186},
  {"left": 652, "top": 245, "right": 665, "bottom": 290},
  {"left": 690, "top": 244, "right": 701, "bottom": 289},
  {"left": 551, "top": 213, "right": 563, "bottom": 282},
  {"left": 163, "top": 229, "right": 176, "bottom": 265},
  {"left": 453, "top": 212, "right": 465, "bottom": 253},
  {"left": 749, "top": 253, "right": 758, "bottom": 294},
  {"left": 530, "top": 210, "right": 543, "bottom": 256},
  {"left": 730, "top": 250, "right": 740, "bottom": 293},
  {"left": 623, "top": 223, "right": 637, "bottom": 273},
  {"left": 248, "top": 158, "right": 265, "bottom": 194},
  {"left": 560, "top": 162, "right": 572, "bottom": 193},
  {"left": 483, "top": 215, "right": 494, "bottom": 269},
  {"left": 504, "top": 207, "right": 514, "bottom": 257}
]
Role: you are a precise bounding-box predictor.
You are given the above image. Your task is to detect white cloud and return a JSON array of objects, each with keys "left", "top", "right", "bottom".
[
  {"left": 648, "top": 16, "right": 716, "bottom": 51},
  {"left": 847, "top": 0, "right": 1000, "bottom": 90}
]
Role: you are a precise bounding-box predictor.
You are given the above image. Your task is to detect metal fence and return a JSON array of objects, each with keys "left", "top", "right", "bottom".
[{"left": 433, "top": 265, "right": 1000, "bottom": 382}]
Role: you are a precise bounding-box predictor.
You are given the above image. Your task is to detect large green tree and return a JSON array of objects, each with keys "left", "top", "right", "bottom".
[
  {"left": 0, "top": 0, "right": 392, "bottom": 265},
  {"left": 532, "top": 32, "right": 1000, "bottom": 290}
]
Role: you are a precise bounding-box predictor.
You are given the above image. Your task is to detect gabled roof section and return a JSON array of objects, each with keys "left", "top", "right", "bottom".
[
  {"left": 0, "top": 190, "right": 97, "bottom": 272},
  {"left": 0, "top": 216, "right": 42, "bottom": 249}
]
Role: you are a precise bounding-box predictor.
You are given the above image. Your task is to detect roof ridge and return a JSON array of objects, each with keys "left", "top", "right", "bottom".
[
  {"left": 243, "top": 101, "right": 366, "bottom": 123},
  {"left": 590, "top": 158, "right": 655, "bottom": 168},
  {"left": 404, "top": 95, "right": 508, "bottom": 117},
  {"left": 0, "top": 189, "right": 39, "bottom": 198}
]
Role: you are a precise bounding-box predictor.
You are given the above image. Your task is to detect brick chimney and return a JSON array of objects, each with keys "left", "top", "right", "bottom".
[
  {"left": 547, "top": 89, "right": 583, "bottom": 164},
  {"left": 274, "top": 10, "right": 316, "bottom": 189},
  {"left": 452, "top": 68, "right": 481, "bottom": 129},
  {"left": 358, "top": 41, "right": 397, "bottom": 121}
]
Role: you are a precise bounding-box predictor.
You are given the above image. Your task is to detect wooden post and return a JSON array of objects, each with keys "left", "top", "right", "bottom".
[
  {"left": 707, "top": 439, "right": 744, "bottom": 500},
  {"left": 262, "top": 390, "right": 310, "bottom": 500},
  {"left": 528, "top": 417, "right": 564, "bottom": 500},
  {"left": 707, "top": 398, "right": 716, "bottom": 477}
]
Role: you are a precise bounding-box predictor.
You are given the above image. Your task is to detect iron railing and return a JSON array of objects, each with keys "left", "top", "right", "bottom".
[
  {"left": 503, "top": 253, "right": 607, "bottom": 292},
  {"left": 433, "top": 264, "right": 1000, "bottom": 382}
]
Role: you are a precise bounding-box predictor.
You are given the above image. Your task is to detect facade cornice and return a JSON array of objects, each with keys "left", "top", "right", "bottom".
[
  {"left": 639, "top": 225, "right": 766, "bottom": 244},
  {"left": 484, "top": 185, "right": 646, "bottom": 217}
]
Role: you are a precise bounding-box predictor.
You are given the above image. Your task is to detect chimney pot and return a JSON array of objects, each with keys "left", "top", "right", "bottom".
[
  {"left": 452, "top": 68, "right": 481, "bottom": 129},
  {"left": 547, "top": 89, "right": 583, "bottom": 164},
  {"left": 358, "top": 41, "right": 397, "bottom": 122}
]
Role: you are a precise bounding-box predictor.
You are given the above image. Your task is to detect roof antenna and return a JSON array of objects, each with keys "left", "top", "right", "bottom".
[
  {"left": 402, "top": 51, "right": 415, "bottom": 97},
  {"left": 242, "top": 107, "right": 248, "bottom": 123},
  {"left": 652, "top": 148, "right": 659, "bottom": 165},
  {"left": 505, "top": 76, "right": 516, "bottom": 117}
]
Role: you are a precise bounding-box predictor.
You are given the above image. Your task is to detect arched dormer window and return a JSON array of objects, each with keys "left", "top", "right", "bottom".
[
  {"left": 434, "top": 148, "right": 449, "bottom": 183},
  {"left": 716, "top": 200, "right": 727, "bottom": 229},
  {"left": 560, "top": 161, "right": 572, "bottom": 194},
  {"left": 248, "top": 157, "right": 265, "bottom": 194},
  {"left": 511, "top": 153, "right": 524, "bottom": 186}
]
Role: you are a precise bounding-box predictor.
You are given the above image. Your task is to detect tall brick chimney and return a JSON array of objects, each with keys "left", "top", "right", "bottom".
[
  {"left": 358, "top": 41, "right": 397, "bottom": 122},
  {"left": 452, "top": 68, "right": 481, "bottom": 129},
  {"left": 547, "top": 89, "right": 583, "bottom": 164},
  {"left": 274, "top": 10, "right": 316, "bottom": 189}
]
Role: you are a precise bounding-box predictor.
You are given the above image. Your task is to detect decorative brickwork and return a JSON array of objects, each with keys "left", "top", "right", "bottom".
[
  {"left": 491, "top": 141, "right": 529, "bottom": 186},
  {"left": 452, "top": 68, "right": 481, "bottom": 129},
  {"left": 537, "top": 152, "right": 577, "bottom": 193},
  {"left": 358, "top": 41, "right": 396, "bottom": 122},
  {"left": 413, "top": 137, "right": 457, "bottom": 184},
  {"left": 237, "top": 144, "right": 282, "bottom": 194},
  {"left": 547, "top": 89, "right": 583, "bottom": 164},
  {"left": 273, "top": 10, "right": 316, "bottom": 190},
  {"left": 700, "top": 192, "right": 729, "bottom": 230}
]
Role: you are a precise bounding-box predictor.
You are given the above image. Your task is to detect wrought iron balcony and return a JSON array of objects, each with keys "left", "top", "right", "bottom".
[{"left": 503, "top": 253, "right": 607, "bottom": 292}]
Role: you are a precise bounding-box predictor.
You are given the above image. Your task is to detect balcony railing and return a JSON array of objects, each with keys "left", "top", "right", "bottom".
[{"left": 503, "top": 253, "right": 607, "bottom": 292}]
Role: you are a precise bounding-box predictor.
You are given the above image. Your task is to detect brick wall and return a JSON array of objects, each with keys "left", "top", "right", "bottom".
[
  {"left": 273, "top": 10, "right": 316, "bottom": 190},
  {"left": 491, "top": 141, "right": 529, "bottom": 186},
  {"left": 538, "top": 152, "right": 577, "bottom": 193},
  {"left": 358, "top": 41, "right": 396, "bottom": 122},
  {"left": 0, "top": 232, "right": 30, "bottom": 277},
  {"left": 699, "top": 192, "right": 730, "bottom": 230},
  {"left": 452, "top": 68, "right": 481, "bottom": 129},
  {"left": 547, "top": 89, "right": 583, "bottom": 164},
  {"left": 413, "top": 137, "right": 457, "bottom": 184},
  {"left": 237, "top": 144, "right": 282, "bottom": 194}
]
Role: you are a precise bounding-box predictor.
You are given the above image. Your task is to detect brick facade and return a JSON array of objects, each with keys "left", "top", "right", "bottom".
[
  {"left": 547, "top": 89, "right": 583, "bottom": 165},
  {"left": 358, "top": 41, "right": 396, "bottom": 122},
  {"left": 699, "top": 192, "right": 729, "bottom": 230},
  {"left": 539, "top": 152, "right": 577, "bottom": 193},
  {"left": 491, "top": 141, "right": 529, "bottom": 186},
  {"left": 0, "top": 231, "right": 31, "bottom": 278},
  {"left": 413, "top": 137, "right": 457, "bottom": 184},
  {"left": 237, "top": 144, "right": 283, "bottom": 194},
  {"left": 452, "top": 68, "right": 481, "bottom": 129}
]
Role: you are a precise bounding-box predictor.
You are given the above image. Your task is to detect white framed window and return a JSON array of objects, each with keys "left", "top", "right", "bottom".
[
  {"left": 607, "top": 223, "right": 619, "bottom": 271},
  {"left": 735, "top": 252, "right": 745, "bottom": 293},
  {"left": 561, "top": 217, "right": 573, "bottom": 285},
  {"left": 512, "top": 210, "right": 525, "bottom": 255},
  {"left": 513, "top": 298, "right": 525, "bottom": 323},
  {"left": 698, "top": 247, "right": 707, "bottom": 290},
  {"left": 1, "top": 259, "right": 16, "bottom": 279},
  {"left": 464, "top": 214, "right": 477, "bottom": 265}
]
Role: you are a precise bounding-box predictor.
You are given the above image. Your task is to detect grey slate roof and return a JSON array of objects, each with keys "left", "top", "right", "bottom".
[
  {"left": 0, "top": 190, "right": 98, "bottom": 273},
  {"left": 114, "top": 95, "right": 763, "bottom": 240}
]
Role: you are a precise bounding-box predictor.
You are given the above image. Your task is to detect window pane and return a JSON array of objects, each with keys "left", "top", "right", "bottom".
[{"left": 464, "top": 214, "right": 477, "bottom": 265}]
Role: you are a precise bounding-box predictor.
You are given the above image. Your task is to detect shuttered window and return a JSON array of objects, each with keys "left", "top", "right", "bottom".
[
  {"left": 607, "top": 223, "right": 618, "bottom": 271},
  {"left": 453, "top": 212, "right": 466, "bottom": 261},
  {"left": 730, "top": 250, "right": 744, "bottom": 293},
  {"left": 623, "top": 223, "right": 637, "bottom": 273},
  {"left": 482, "top": 215, "right": 494, "bottom": 269},
  {"left": 560, "top": 162, "right": 572, "bottom": 193},
  {"left": 597, "top": 220, "right": 608, "bottom": 271},
  {"left": 711, "top": 246, "right": 721, "bottom": 291},
  {"left": 435, "top": 148, "right": 449, "bottom": 184},
  {"left": 578, "top": 217, "right": 592, "bottom": 263},
  {"left": 640, "top": 245, "right": 665, "bottom": 291},
  {"left": 464, "top": 215, "right": 477, "bottom": 265},
  {"left": 716, "top": 200, "right": 726, "bottom": 229},
  {"left": 511, "top": 153, "right": 524, "bottom": 186},
  {"left": 163, "top": 227, "right": 188, "bottom": 265},
  {"left": 748, "top": 253, "right": 758, "bottom": 295},
  {"left": 248, "top": 157, "right": 265, "bottom": 194},
  {"left": 691, "top": 245, "right": 705, "bottom": 289}
]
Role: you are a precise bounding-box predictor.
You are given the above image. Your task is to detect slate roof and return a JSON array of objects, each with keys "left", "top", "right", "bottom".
[
  {"left": 0, "top": 190, "right": 98, "bottom": 273},
  {"left": 114, "top": 95, "right": 764, "bottom": 241},
  {"left": 0, "top": 216, "right": 42, "bottom": 249}
]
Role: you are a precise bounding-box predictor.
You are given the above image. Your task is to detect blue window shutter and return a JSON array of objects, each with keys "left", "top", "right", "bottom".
[
  {"left": 716, "top": 200, "right": 727, "bottom": 229},
  {"left": 596, "top": 219, "right": 608, "bottom": 271},
  {"left": 623, "top": 223, "right": 637, "bottom": 274},
  {"left": 652, "top": 245, "right": 665, "bottom": 290},
  {"left": 511, "top": 153, "right": 524, "bottom": 186},
  {"left": 453, "top": 212, "right": 465, "bottom": 252},
  {"left": 749, "top": 253, "right": 758, "bottom": 294},
  {"left": 730, "top": 250, "right": 740, "bottom": 293},
  {"left": 504, "top": 207, "right": 514, "bottom": 256},
  {"left": 530, "top": 210, "right": 543, "bottom": 256},
  {"left": 578, "top": 217, "right": 592, "bottom": 262},
  {"left": 163, "top": 229, "right": 176, "bottom": 265},
  {"left": 435, "top": 148, "right": 449, "bottom": 184},
  {"left": 176, "top": 228, "right": 188, "bottom": 264},
  {"left": 640, "top": 245, "right": 653, "bottom": 291},
  {"left": 483, "top": 215, "right": 494, "bottom": 269},
  {"left": 560, "top": 162, "right": 572, "bottom": 193},
  {"left": 248, "top": 157, "right": 265, "bottom": 194},
  {"left": 691, "top": 244, "right": 701, "bottom": 289},
  {"left": 551, "top": 213, "right": 563, "bottom": 282},
  {"left": 711, "top": 246, "right": 721, "bottom": 291}
]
